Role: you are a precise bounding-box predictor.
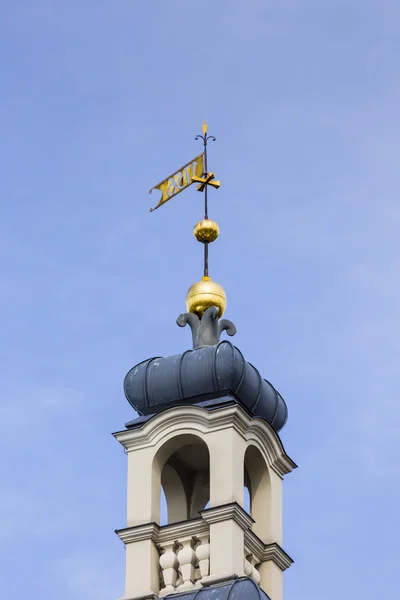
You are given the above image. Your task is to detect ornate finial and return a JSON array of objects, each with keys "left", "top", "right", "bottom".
[
  {"left": 193, "top": 219, "right": 220, "bottom": 243},
  {"left": 186, "top": 276, "right": 226, "bottom": 319},
  {"left": 184, "top": 122, "right": 227, "bottom": 319},
  {"left": 148, "top": 123, "right": 227, "bottom": 321},
  {"left": 177, "top": 306, "right": 236, "bottom": 349}
]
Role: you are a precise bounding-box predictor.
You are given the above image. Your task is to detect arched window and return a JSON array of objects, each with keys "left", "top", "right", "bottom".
[
  {"left": 244, "top": 444, "right": 271, "bottom": 541},
  {"left": 154, "top": 434, "right": 210, "bottom": 525},
  {"left": 160, "top": 486, "right": 168, "bottom": 526},
  {"left": 244, "top": 485, "right": 251, "bottom": 514}
]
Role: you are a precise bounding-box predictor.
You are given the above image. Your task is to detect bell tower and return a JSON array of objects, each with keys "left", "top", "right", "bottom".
[{"left": 114, "top": 125, "right": 296, "bottom": 600}]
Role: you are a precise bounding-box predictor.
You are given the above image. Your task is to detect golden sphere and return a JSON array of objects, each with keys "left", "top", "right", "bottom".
[
  {"left": 193, "top": 219, "right": 220, "bottom": 243},
  {"left": 186, "top": 276, "right": 227, "bottom": 318}
]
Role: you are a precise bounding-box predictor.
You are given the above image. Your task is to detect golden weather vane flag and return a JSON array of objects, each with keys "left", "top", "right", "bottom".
[
  {"left": 149, "top": 122, "right": 221, "bottom": 212},
  {"left": 149, "top": 153, "right": 205, "bottom": 212}
]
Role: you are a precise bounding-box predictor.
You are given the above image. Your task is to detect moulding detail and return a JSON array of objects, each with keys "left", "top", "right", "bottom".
[{"left": 113, "top": 404, "right": 296, "bottom": 477}]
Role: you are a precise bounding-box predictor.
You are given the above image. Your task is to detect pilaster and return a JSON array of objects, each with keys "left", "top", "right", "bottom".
[{"left": 207, "top": 427, "right": 246, "bottom": 507}]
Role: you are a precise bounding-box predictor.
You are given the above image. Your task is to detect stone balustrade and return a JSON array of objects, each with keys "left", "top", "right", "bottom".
[
  {"left": 157, "top": 526, "right": 266, "bottom": 594},
  {"left": 158, "top": 532, "right": 210, "bottom": 595},
  {"left": 116, "top": 502, "right": 293, "bottom": 599},
  {"left": 244, "top": 553, "right": 261, "bottom": 585}
]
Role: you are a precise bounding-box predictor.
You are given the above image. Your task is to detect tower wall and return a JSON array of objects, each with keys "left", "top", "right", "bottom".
[{"left": 115, "top": 403, "right": 295, "bottom": 600}]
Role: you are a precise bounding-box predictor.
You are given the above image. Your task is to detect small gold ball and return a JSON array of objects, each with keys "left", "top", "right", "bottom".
[
  {"left": 186, "top": 276, "right": 227, "bottom": 318},
  {"left": 193, "top": 219, "right": 220, "bottom": 243}
]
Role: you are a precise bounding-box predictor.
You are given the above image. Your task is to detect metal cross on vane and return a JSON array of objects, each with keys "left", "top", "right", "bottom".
[{"left": 191, "top": 171, "right": 221, "bottom": 192}]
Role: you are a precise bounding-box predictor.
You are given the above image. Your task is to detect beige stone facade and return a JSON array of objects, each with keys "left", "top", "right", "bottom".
[{"left": 114, "top": 403, "right": 296, "bottom": 600}]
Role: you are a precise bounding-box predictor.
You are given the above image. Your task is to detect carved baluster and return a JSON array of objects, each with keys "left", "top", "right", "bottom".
[
  {"left": 251, "top": 564, "right": 261, "bottom": 585},
  {"left": 159, "top": 542, "right": 179, "bottom": 595},
  {"left": 244, "top": 553, "right": 261, "bottom": 584},
  {"left": 177, "top": 538, "right": 197, "bottom": 591},
  {"left": 195, "top": 534, "right": 210, "bottom": 580},
  {"left": 244, "top": 556, "right": 253, "bottom": 578}
]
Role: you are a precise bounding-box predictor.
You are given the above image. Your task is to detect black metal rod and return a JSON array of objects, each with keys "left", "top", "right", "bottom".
[
  {"left": 195, "top": 127, "right": 216, "bottom": 279},
  {"left": 204, "top": 135, "right": 208, "bottom": 219},
  {"left": 203, "top": 134, "right": 208, "bottom": 277},
  {"left": 204, "top": 242, "right": 209, "bottom": 277}
]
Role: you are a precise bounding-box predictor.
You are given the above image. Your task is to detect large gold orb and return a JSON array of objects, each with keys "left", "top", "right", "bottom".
[
  {"left": 193, "top": 219, "right": 220, "bottom": 243},
  {"left": 186, "top": 276, "right": 227, "bottom": 318}
]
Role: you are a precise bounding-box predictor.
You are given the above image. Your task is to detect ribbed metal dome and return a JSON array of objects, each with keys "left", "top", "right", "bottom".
[
  {"left": 164, "top": 577, "right": 270, "bottom": 600},
  {"left": 124, "top": 341, "right": 288, "bottom": 432}
]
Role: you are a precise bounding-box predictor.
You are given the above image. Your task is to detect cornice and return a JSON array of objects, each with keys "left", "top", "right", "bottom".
[
  {"left": 116, "top": 522, "right": 159, "bottom": 545},
  {"left": 200, "top": 502, "right": 254, "bottom": 530},
  {"left": 244, "top": 528, "right": 265, "bottom": 561},
  {"left": 116, "top": 517, "right": 209, "bottom": 547},
  {"left": 263, "top": 542, "right": 293, "bottom": 571},
  {"left": 113, "top": 404, "right": 296, "bottom": 475},
  {"left": 158, "top": 518, "right": 208, "bottom": 545},
  {"left": 244, "top": 528, "right": 293, "bottom": 571},
  {"left": 116, "top": 504, "right": 255, "bottom": 548},
  {"left": 116, "top": 509, "right": 293, "bottom": 576},
  {"left": 270, "top": 454, "right": 298, "bottom": 478},
  {"left": 113, "top": 405, "right": 247, "bottom": 451}
]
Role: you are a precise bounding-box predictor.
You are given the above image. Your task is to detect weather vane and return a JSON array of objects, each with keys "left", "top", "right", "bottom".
[{"left": 149, "top": 123, "right": 228, "bottom": 322}]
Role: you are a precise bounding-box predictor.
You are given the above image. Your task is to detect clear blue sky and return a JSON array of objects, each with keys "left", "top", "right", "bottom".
[{"left": 1, "top": 2, "right": 399, "bottom": 599}]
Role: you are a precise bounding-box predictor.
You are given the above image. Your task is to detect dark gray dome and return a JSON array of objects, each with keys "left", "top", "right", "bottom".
[
  {"left": 124, "top": 341, "right": 288, "bottom": 432},
  {"left": 164, "top": 577, "right": 270, "bottom": 600}
]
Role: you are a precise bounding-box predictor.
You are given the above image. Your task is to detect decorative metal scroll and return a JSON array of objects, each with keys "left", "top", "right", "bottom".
[{"left": 177, "top": 305, "right": 237, "bottom": 349}]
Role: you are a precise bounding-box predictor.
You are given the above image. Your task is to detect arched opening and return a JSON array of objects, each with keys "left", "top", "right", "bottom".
[
  {"left": 244, "top": 465, "right": 251, "bottom": 514},
  {"left": 243, "top": 461, "right": 251, "bottom": 515},
  {"left": 244, "top": 485, "right": 251, "bottom": 514},
  {"left": 244, "top": 444, "right": 271, "bottom": 541},
  {"left": 153, "top": 434, "right": 210, "bottom": 525},
  {"left": 160, "top": 486, "right": 168, "bottom": 526}
]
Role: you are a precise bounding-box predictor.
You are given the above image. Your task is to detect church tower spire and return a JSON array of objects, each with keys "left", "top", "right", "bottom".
[{"left": 114, "top": 126, "right": 296, "bottom": 600}]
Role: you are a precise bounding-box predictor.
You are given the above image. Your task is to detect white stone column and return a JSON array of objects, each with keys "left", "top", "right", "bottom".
[
  {"left": 126, "top": 446, "right": 159, "bottom": 526},
  {"left": 259, "top": 561, "right": 283, "bottom": 600},
  {"left": 201, "top": 504, "right": 253, "bottom": 584},
  {"left": 267, "top": 469, "right": 283, "bottom": 545},
  {"left": 201, "top": 425, "right": 247, "bottom": 582},
  {"left": 124, "top": 539, "right": 159, "bottom": 599},
  {"left": 207, "top": 427, "right": 246, "bottom": 507}
]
